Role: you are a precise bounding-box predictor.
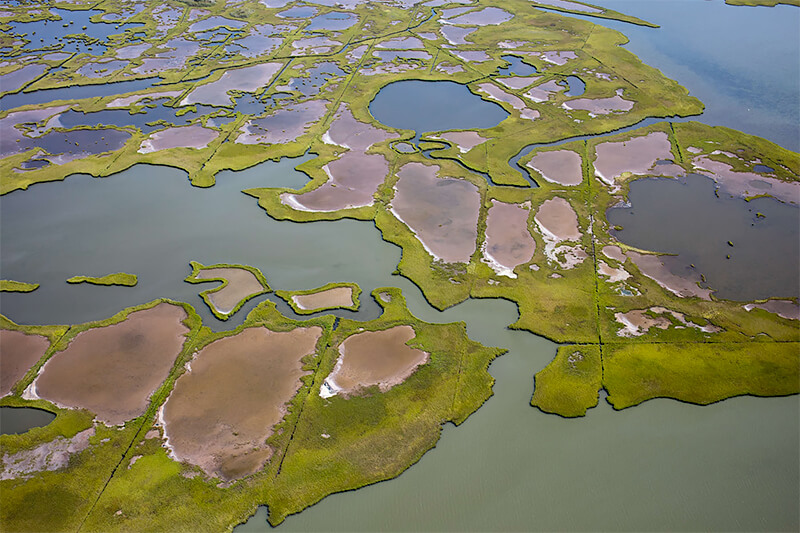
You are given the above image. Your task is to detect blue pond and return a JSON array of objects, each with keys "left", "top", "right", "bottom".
[
  {"left": 369, "top": 80, "right": 509, "bottom": 137},
  {"left": 7, "top": 8, "right": 144, "bottom": 56}
]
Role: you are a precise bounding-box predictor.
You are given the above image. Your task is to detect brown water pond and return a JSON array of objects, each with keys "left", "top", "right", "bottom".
[
  {"left": 180, "top": 63, "right": 283, "bottom": 107},
  {"left": 390, "top": 163, "right": 481, "bottom": 264},
  {"left": 527, "top": 149, "right": 583, "bottom": 186},
  {"left": 161, "top": 326, "right": 322, "bottom": 481},
  {"left": 593, "top": 131, "right": 673, "bottom": 186},
  {"left": 195, "top": 267, "right": 266, "bottom": 316},
  {"left": 320, "top": 325, "right": 428, "bottom": 398},
  {"left": 0, "top": 330, "right": 50, "bottom": 397},
  {"left": 282, "top": 151, "right": 390, "bottom": 212},
  {"left": 32, "top": 303, "right": 188, "bottom": 425},
  {"left": 138, "top": 125, "right": 218, "bottom": 153},
  {"left": 483, "top": 201, "right": 535, "bottom": 278},
  {"left": 292, "top": 287, "right": 355, "bottom": 311}
]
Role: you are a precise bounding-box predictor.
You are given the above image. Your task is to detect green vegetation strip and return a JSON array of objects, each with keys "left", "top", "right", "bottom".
[
  {"left": 66, "top": 273, "right": 138, "bottom": 287},
  {"left": 0, "top": 280, "right": 39, "bottom": 292}
]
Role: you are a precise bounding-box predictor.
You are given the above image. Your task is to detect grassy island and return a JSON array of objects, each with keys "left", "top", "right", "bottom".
[
  {"left": 184, "top": 261, "right": 270, "bottom": 320},
  {"left": 0, "top": 280, "right": 39, "bottom": 292},
  {"left": 66, "top": 273, "right": 138, "bottom": 287}
]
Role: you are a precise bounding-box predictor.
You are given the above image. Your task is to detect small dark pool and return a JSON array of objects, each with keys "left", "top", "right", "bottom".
[{"left": 0, "top": 406, "right": 56, "bottom": 435}]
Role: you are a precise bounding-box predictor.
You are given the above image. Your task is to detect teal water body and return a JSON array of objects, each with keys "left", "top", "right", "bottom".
[{"left": 0, "top": 406, "right": 55, "bottom": 435}]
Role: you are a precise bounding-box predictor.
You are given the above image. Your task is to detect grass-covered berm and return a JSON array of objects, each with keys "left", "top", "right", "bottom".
[{"left": 0, "top": 288, "right": 503, "bottom": 530}]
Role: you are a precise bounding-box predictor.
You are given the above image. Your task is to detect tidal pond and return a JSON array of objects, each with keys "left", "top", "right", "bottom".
[
  {"left": 192, "top": 267, "right": 267, "bottom": 317},
  {"left": 31, "top": 303, "right": 189, "bottom": 425},
  {"left": 291, "top": 286, "right": 355, "bottom": 312},
  {"left": 390, "top": 162, "right": 481, "bottom": 264},
  {"left": 369, "top": 80, "right": 508, "bottom": 139},
  {"left": 162, "top": 326, "right": 322, "bottom": 481},
  {"left": 0, "top": 330, "right": 49, "bottom": 396},
  {"left": 0, "top": 406, "right": 55, "bottom": 435},
  {"left": 607, "top": 173, "right": 800, "bottom": 301},
  {"left": 320, "top": 325, "right": 428, "bottom": 398}
]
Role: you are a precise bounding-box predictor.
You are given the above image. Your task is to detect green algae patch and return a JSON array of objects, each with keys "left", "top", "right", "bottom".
[
  {"left": 603, "top": 342, "right": 800, "bottom": 409},
  {"left": 531, "top": 345, "right": 602, "bottom": 417},
  {"left": 66, "top": 272, "right": 138, "bottom": 287},
  {"left": 276, "top": 282, "right": 361, "bottom": 315},
  {"left": 184, "top": 261, "right": 270, "bottom": 320},
  {"left": 0, "top": 280, "right": 39, "bottom": 292}
]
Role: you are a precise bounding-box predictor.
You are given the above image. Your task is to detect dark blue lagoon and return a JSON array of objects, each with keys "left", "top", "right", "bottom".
[{"left": 369, "top": 80, "right": 509, "bottom": 137}]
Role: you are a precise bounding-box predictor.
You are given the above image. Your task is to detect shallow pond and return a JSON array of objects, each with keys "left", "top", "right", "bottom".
[
  {"left": 607, "top": 173, "right": 800, "bottom": 300},
  {"left": 0, "top": 407, "right": 56, "bottom": 435},
  {"left": 369, "top": 80, "right": 509, "bottom": 139}
]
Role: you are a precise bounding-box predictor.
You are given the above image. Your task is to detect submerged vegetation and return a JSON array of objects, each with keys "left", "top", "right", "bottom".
[{"left": 0, "top": 0, "right": 798, "bottom": 530}]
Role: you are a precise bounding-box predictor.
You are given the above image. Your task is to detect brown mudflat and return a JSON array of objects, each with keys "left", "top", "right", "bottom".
[
  {"left": 196, "top": 267, "right": 265, "bottom": 315},
  {"left": 593, "top": 132, "right": 672, "bottom": 185},
  {"left": 324, "top": 325, "right": 428, "bottom": 397},
  {"left": 390, "top": 163, "right": 481, "bottom": 263},
  {"left": 527, "top": 150, "right": 583, "bottom": 186},
  {"left": 34, "top": 303, "right": 189, "bottom": 425},
  {"left": 534, "top": 197, "right": 581, "bottom": 241},
  {"left": 0, "top": 330, "right": 50, "bottom": 397},
  {"left": 627, "top": 252, "right": 712, "bottom": 300},
  {"left": 483, "top": 201, "right": 535, "bottom": 276},
  {"left": 162, "top": 326, "right": 322, "bottom": 481},
  {"left": 283, "top": 151, "right": 390, "bottom": 212},
  {"left": 293, "top": 287, "right": 354, "bottom": 311}
]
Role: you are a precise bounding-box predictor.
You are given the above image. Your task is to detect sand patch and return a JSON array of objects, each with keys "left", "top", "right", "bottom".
[
  {"left": 1, "top": 427, "right": 94, "bottom": 480},
  {"left": 161, "top": 326, "right": 322, "bottom": 481},
  {"left": 615, "top": 307, "right": 721, "bottom": 337},
  {"left": 744, "top": 300, "right": 799, "bottom": 321}
]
